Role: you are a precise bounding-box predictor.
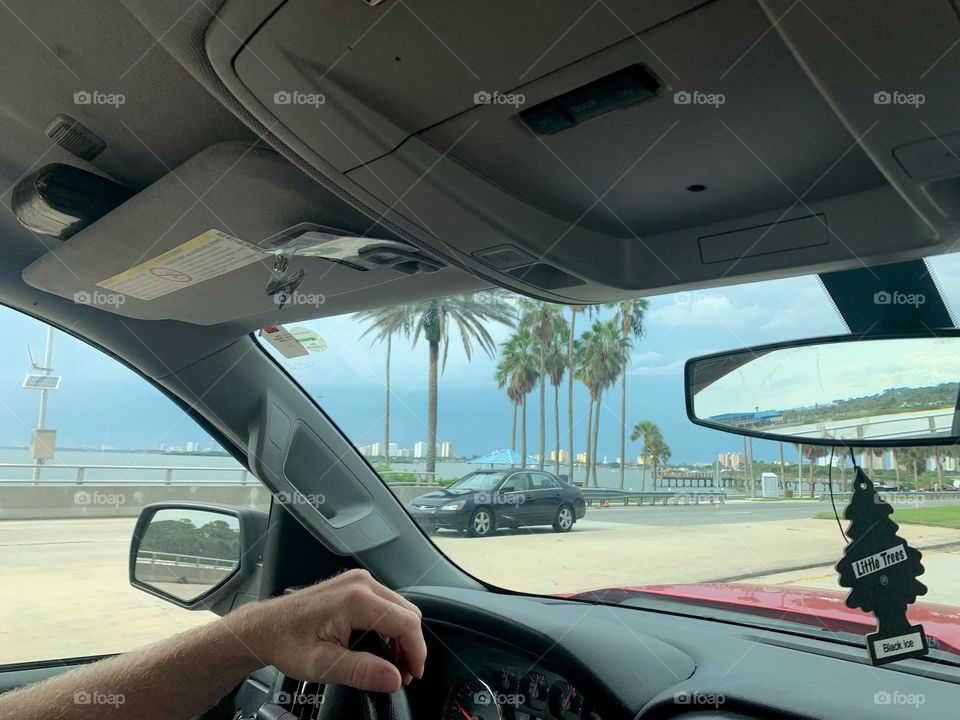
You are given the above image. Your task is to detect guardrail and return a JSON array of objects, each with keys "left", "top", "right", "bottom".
[
  {"left": 137, "top": 550, "right": 237, "bottom": 570},
  {"left": 581, "top": 487, "right": 727, "bottom": 506},
  {"left": 0, "top": 463, "right": 251, "bottom": 486},
  {"left": 379, "top": 471, "right": 440, "bottom": 486},
  {"left": 820, "top": 490, "right": 960, "bottom": 502}
]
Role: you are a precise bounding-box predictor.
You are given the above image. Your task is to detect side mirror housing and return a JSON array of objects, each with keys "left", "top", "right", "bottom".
[{"left": 129, "top": 502, "right": 267, "bottom": 614}]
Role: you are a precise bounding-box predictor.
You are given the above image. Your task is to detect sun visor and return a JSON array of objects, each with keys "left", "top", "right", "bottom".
[{"left": 22, "top": 142, "right": 444, "bottom": 325}]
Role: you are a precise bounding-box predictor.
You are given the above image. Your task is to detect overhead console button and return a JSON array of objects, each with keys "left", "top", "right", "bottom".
[
  {"left": 519, "top": 64, "right": 661, "bottom": 135},
  {"left": 472, "top": 244, "right": 538, "bottom": 270}
]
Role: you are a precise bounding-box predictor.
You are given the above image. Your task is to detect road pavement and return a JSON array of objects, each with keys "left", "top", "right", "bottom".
[{"left": 3, "top": 500, "right": 960, "bottom": 664}]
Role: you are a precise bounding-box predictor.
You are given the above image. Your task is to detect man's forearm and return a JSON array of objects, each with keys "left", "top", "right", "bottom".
[
  {"left": 2, "top": 611, "right": 262, "bottom": 720},
  {"left": 0, "top": 571, "right": 426, "bottom": 720}
]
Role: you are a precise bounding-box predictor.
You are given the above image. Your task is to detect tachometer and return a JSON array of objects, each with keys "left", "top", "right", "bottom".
[{"left": 445, "top": 677, "right": 503, "bottom": 720}]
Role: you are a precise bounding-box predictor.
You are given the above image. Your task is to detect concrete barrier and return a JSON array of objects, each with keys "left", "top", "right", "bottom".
[
  {"left": 0, "top": 482, "right": 438, "bottom": 520},
  {"left": 0, "top": 484, "right": 271, "bottom": 520}
]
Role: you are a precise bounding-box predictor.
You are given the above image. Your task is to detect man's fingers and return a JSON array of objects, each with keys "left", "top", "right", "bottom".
[
  {"left": 349, "top": 594, "right": 427, "bottom": 679},
  {"left": 314, "top": 647, "right": 402, "bottom": 693},
  {"left": 365, "top": 581, "right": 422, "bottom": 619}
]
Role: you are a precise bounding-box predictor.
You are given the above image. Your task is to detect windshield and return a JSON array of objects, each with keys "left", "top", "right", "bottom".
[
  {"left": 448, "top": 472, "right": 508, "bottom": 491},
  {"left": 258, "top": 260, "right": 960, "bottom": 651}
]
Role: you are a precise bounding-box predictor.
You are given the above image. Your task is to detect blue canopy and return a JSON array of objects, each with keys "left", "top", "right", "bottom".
[{"left": 468, "top": 449, "right": 537, "bottom": 466}]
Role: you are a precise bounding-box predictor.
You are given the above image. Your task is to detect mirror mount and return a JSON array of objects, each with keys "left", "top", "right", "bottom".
[{"left": 129, "top": 501, "right": 268, "bottom": 615}]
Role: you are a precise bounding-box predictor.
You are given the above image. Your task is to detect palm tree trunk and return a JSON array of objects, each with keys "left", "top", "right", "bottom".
[
  {"left": 584, "top": 397, "right": 593, "bottom": 486},
  {"left": 511, "top": 403, "right": 517, "bottom": 451},
  {"left": 426, "top": 340, "right": 439, "bottom": 475},
  {"left": 567, "top": 309, "right": 576, "bottom": 484},
  {"left": 592, "top": 392, "right": 602, "bottom": 487},
  {"left": 936, "top": 454, "right": 943, "bottom": 490},
  {"left": 553, "top": 383, "right": 561, "bottom": 476},
  {"left": 808, "top": 458, "right": 815, "bottom": 498},
  {"left": 779, "top": 442, "right": 785, "bottom": 494},
  {"left": 894, "top": 453, "right": 901, "bottom": 485},
  {"left": 538, "top": 349, "right": 546, "bottom": 470},
  {"left": 618, "top": 370, "right": 626, "bottom": 489},
  {"left": 521, "top": 395, "right": 528, "bottom": 469},
  {"left": 384, "top": 334, "right": 391, "bottom": 468}
]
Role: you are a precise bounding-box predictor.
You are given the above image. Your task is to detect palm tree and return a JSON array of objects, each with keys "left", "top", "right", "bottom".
[
  {"left": 795, "top": 444, "right": 829, "bottom": 497},
  {"left": 357, "top": 314, "right": 411, "bottom": 468},
  {"left": 566, "top": 306, "right": 589, "bottom": 484},
  {"left": 519, "top": 301, "right": 564, "bottom": 469},
  {"left": 545, "top": 320, "right": 569, "bottom": 475},
  {"left": 496, "top": 330, "right": 539, "bottom": 464},
  {"left": 630, "top": 420, "right": 670, "bottom": 488},
  {"left": 576, "top": 318, "right": 628, "bottom": 485},
  {"left": 606, "top": 298, "right": 649, "bottom": 488},
  {"left": 360, "top": 293, "right": 516, "bottom": 474}
]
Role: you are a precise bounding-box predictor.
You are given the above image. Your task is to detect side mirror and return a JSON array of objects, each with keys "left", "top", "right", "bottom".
[{"left": 129, "top": 502, "right": 267, "bottom": 613}]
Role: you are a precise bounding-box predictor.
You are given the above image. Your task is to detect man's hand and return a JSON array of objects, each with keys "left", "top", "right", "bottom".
[
  {"left": 227, "top": 569, "right": 427, "bottom": 693},
  {"left": 1, "top": 569, "right": 426, "bottom": 720}
]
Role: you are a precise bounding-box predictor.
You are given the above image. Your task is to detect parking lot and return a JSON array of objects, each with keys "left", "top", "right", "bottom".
[{"left": 3, "top": 500, "right": 960, "bottom": 664}]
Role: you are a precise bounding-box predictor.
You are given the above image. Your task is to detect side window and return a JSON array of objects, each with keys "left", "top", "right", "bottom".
[
  {"left": 529, "top": 473, "right": 557, "bottom": 490},
  {"left": 507, "top": 473, "right": 530, "bottom": 492},
  {"left": 0, "top": 308, "right": 266, "bottom": 665}
]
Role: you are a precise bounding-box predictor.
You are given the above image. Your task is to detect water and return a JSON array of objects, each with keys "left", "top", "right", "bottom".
[
  {"left": 0, "top": 448, "right": 244, "bottom": 483},
  {"left": 0, "top": 448, "right": 674, "bottom": 490}
]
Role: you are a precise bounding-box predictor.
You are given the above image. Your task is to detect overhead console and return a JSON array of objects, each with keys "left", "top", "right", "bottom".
[{"left": 207, "top": 0, "right": 957, "bottom": 303}]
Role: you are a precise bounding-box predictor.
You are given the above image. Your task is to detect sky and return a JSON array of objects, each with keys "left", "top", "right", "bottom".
[{"left": 2, "top": 253, "right": 958, "bottom": 465}]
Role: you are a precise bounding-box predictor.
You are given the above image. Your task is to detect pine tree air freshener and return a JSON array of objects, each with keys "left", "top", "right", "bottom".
[{"left": 835, "top": 467, "right": 929, "bottom": 665}]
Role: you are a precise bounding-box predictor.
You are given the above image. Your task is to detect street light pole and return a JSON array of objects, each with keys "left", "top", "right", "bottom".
[{"left": 31, "top": 326, "right": 54, "bottom": 484}]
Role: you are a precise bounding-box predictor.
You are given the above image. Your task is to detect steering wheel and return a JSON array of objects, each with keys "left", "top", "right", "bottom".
[{"left": 317, "top": 630, "right": 412, "bottom": 720}]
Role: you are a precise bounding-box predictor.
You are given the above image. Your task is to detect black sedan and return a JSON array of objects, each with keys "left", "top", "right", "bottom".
[{"left": 407, "top": 469, "right": 586, "bottom": 537}]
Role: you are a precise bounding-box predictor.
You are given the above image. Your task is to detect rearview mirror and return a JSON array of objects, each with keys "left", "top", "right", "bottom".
[
  {"left": 685, "top": 332, "right": 960, "bottom": 447},
  {"left": 130, "top": 502, "right": 267, "bottom": 612}
]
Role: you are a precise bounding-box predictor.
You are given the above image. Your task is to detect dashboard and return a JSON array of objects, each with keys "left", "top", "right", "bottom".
[{"left": 228, "top": 585, "right": 959, "bottom": 720}]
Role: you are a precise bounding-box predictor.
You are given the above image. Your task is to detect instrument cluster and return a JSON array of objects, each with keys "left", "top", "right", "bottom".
[{"left": 444, "top": 665, "right": 601, "bottom": 720}]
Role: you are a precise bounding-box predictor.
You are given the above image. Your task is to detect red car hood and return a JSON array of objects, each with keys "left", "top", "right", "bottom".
[{"left": 566, "top": 583, "right": 960, "bottom": 656}]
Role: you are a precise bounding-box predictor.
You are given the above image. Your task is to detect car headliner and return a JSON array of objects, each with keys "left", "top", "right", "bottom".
[{"left": 0, "top": 0, "right": 958, "bottom": 381}]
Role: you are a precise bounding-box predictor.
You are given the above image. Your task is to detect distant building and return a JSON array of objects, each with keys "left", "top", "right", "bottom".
[
  {"left": 718, "top": 452, "right": 743, "bottom": 468},
  {"left": 440, "top": 441, "right": 454, "bottom": 458},
  {"left": 576, "top": 452, "right": 587, "bottom": 463},
  {"left": 186, "top": 441, "right": 199, "bottom": 452},
  {"left": 414, "top": 442, "right": 427, "bottom": 459}
]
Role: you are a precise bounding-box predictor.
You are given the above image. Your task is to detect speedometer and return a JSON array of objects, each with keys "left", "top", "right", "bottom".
[{"left": 445, "top": 677, "right": 503, "bottom": 720}]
